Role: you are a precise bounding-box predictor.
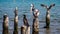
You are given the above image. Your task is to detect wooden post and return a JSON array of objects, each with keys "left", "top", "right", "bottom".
[
  {"left": 3, "top": 14, "right": 9, "bottom": 34},
  {"left": 21, "top": 25, "right": 30, "bottom": 34},
  {"left": 21, "top": 26, "right": 25, "bottom": 34},
  {"left": 32, "top": 18, "right": 39, "bottom": 34},
  {"left": 21, "top": 15, "right": 30, "bottom": 34},
  {"left": 13, "top": 7, "right": 18, "bottom": 34},
  {"left": 45, "top": 11, "right": 50, "bottom": 28}
]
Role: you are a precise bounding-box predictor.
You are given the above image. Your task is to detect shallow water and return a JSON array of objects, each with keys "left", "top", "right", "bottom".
[{"left": 0, "top": 0, "right": 60, "bottom": 34}]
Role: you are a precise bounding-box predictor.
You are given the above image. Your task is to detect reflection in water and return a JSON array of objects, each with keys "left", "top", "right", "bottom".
[{"left": 32, "top": 18, "right": 39, "bottom": 34}]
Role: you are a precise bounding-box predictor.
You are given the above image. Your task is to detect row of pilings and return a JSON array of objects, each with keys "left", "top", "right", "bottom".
[
  {"left": 2, "top": 7, "right": 39, "bottom": 34},
  {"left": 2, "top": 3, "right": 55, "bottom": 34}
]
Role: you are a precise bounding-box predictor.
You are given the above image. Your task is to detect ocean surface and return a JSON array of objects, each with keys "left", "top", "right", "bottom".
[{"left": 0, "top": 0, "right": 60, "bottom": 34}]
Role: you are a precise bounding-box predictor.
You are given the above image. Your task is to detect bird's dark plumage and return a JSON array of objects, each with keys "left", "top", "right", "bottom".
[
  {"left": 23, "top": 15, "right": 29, "bottom": 26},
  {"left": 48, "top": 4, "right": 55, "bottom": 10},
  {"left": 41, "top": 4, "right": 47, "bottom": 8}
]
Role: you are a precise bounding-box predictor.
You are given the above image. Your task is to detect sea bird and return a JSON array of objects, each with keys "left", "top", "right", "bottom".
[
  {"left": 30, "top": 4, "right": 39, "bottom": 18},
  {"left": 40, "top": 4, "right": 55, "bottom": 28},
  {"left": 23, "top": 15, "right": 30, "bottom": 34},
  {"left": 23, "top": 15, "right": 29, "bottom": 27}
]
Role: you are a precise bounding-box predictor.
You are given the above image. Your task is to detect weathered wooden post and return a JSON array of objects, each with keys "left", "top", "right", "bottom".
[
  {"left": 32, "top": 18, "right": 39, "bottom": 34},
  {"left": 21, "top": 15, "right": 30, "bottom": 34},
  {"left": 13, "top": 7, "right": 18, "bottom": 34},
  {"left": 40, "top": 4, "right": 55, "bottom": 28},
  {"left": 21, "top": 25, "right": 30, "bottom": 34},
  {"left": 3, "top": 14, "right": 9, "bottom": 34}
]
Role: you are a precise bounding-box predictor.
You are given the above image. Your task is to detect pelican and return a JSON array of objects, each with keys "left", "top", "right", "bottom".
[{"left": 41, "top": 4, "right": 55, "bottom": 28}]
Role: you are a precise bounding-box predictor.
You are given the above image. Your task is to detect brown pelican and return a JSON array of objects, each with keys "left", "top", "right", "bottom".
[{"left": 41, "top": 4, "right": 55, "bottom": 28}]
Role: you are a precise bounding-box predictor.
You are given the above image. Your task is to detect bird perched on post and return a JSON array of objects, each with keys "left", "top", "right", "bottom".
[
  {"left": 23, "top": 15, "right": 29, "bottom": 27},
  {"left": 23, "top": 15, "right": 30, "bottom": 34},
  {"left": 30, "top": 4, "right": 39, "bottom": 18},
  {"left": 40, "top": 4, "right": 55, "bottom": 28}
]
